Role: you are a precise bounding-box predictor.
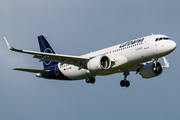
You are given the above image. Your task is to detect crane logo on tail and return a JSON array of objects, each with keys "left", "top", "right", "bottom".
[{"left": 43, "top": 48, "right": 53, "bottom": 65}]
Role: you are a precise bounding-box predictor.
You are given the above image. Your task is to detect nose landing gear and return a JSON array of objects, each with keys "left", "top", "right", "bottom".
[{"left": 120, "top": 71, "right": 130, "bottom": 87}]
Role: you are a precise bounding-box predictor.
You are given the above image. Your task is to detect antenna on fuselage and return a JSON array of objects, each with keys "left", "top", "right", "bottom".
[{"left": 151, "top": 33, "right": 154, "bottom": 35}]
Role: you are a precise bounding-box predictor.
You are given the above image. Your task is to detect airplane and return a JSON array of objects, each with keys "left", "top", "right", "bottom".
[{"left": 4, "top": 34, "right": 176, "bottom": 87}]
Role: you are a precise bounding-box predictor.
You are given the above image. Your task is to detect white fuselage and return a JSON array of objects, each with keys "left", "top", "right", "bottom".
[{"left": 57, "top": 34, "right": 176, "bottom": 80}]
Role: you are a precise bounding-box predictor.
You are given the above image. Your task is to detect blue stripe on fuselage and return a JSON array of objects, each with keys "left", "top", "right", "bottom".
[{"left": 42, "top": 64, "right": 70, "bottom": 80}]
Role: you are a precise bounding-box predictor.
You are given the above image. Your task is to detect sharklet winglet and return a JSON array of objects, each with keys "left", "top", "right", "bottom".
[{"left": 4, "top": 37, "right": 13, "bottom": 50}]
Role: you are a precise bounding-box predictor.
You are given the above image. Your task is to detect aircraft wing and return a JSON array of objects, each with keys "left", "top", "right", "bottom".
[
  {"left": 13, "top": 68, "right": 50, "bottom": 73},
  {"left": 4, "top": 37, "right": 89, "bottom": 68}
]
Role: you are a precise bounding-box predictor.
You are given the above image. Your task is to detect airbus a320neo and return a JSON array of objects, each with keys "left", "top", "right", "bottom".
[{"left": 4, "top": 34, "right": 176, "bottom": 87}]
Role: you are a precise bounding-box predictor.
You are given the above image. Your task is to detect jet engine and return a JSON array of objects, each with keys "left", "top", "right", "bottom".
[
  {"left": 139, "top": 61, "right": 163, "bottom": 78},
  {"left": 87, "top": 56, "right": 111, "bottom": 71}
]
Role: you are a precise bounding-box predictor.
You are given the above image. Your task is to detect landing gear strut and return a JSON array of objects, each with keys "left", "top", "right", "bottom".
[
  {"left": 152, "top": 58, "right": 159, "bottom": 71},
  {"left": 120, "top": 71, "right": 130, "bottom": 87},
  {"left": 86, "top": 76, "right": 96, "bottom": 84}
]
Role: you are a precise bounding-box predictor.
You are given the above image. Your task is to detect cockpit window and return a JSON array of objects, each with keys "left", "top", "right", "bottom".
[
  {"left": 155, "top": 37, "right": 171, "bottom": 41},
  {"left": 163, "top": 37, "right": 169, "bottom": 40}
]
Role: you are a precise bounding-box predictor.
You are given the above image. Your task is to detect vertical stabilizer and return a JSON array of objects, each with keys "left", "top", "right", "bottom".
[{"left": 38, "top": 35, "right": 58, "bottom": 69}]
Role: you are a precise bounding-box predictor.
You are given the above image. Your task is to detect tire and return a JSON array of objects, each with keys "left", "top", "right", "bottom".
[
  {"left": 125, "top": 80, "right": 130, "bottom": 87},
  {"left": 120, "top": 80, "right": 125, "bottom": 87},
  {"left": 90, "top": 77, "right": 95, "bottom": 84},
  {"left": 86, "top": 77, "right": 90, "bottom": 83}
]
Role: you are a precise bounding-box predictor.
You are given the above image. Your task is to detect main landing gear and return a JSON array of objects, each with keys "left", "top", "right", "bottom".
[
  {"left": 120, "top": 71, "right": 130, "bottom": 87},
  {"left": 86, "top": 76, "right": 96, "bottom": 84},
  {"left": 85, "top": 71, "right": 130, "bottom": 87},
  {"left": 86, "top": 71, "right": 96, "bottom": 84}
]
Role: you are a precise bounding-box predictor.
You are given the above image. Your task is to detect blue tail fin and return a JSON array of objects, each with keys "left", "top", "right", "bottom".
[{"left": 38, "top": 35, "right": 58, "bottom": 69}]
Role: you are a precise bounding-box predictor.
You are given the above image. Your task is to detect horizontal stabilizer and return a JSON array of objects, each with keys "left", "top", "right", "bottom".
[{"left": 13, "top": 68, "right": 50, "bottom": 73}]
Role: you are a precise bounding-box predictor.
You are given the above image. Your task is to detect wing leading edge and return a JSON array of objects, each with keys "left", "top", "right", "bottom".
[
  {"left": 4, "top": 37, "right": 89, "bottom": 68},
  {"left": 13, "top": 68, "right": 50, "bottom": 73}
]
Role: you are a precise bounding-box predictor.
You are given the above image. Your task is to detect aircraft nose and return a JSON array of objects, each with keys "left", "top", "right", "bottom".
[{"left": 168, "top": 40, "right": 176, "bottom": 51}]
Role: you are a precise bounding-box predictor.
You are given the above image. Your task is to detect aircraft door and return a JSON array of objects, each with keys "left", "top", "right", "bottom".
[{"left": 144, "top": 37, "right": 150, "bottom": 49}]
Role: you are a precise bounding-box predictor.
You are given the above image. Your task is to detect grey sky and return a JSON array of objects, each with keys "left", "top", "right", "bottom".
[{"left": 0, "top": 0, "right": 180, "bottom": 120}]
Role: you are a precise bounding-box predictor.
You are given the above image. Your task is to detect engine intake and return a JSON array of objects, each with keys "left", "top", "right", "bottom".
[
  {"left": 87, "top": 56, "right": 111, "bottom": 71},
  {"left": 140, "top": 62, "right": 163, "bottom": 78}
]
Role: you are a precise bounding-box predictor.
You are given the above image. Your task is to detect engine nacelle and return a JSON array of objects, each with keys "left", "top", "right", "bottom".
[
  {"left": 87, "top": 56, "right": 111, "bottom": 71},
  {"left": 140, "top": 62, "right": 163, "bottom": 78}
]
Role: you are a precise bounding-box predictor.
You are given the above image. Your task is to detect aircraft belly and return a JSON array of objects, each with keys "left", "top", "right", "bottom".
[
  {"left": 59, "top": 65, "right": 88, "bottom": 80},
  {"left": 42, "top": 64, "right": 70, "bottom": 80}
]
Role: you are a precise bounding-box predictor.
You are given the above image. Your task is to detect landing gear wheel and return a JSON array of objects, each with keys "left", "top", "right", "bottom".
[
  {"left": 120, "top": 80, "right": 130, "bottom": 87},
  {"left": 86, "top": 77, "right": 90, "bottom": 83},
  {"left": 125, "top": 80, "right": 130, "bottom": 87},
  {"left": 120, "top": 80, "right": 125, "bottom": 87},
  {"left": 90, "top": 77, "right": 95, "bottom": 84},
  {"left": 85, "top": 77, "right": 96, "bottom": 84}
]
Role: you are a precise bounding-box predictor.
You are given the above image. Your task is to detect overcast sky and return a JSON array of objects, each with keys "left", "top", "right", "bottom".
[{"left": 0, "top": 0, "right": 180, "bottom": 120}]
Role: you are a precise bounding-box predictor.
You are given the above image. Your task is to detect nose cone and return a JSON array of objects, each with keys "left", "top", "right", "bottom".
[
  {"left": 156, "top": 40, "right": 176, "bottom": 56},
  {"left": 169, "top": 40, "right": 176, "bottom": 52}
]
